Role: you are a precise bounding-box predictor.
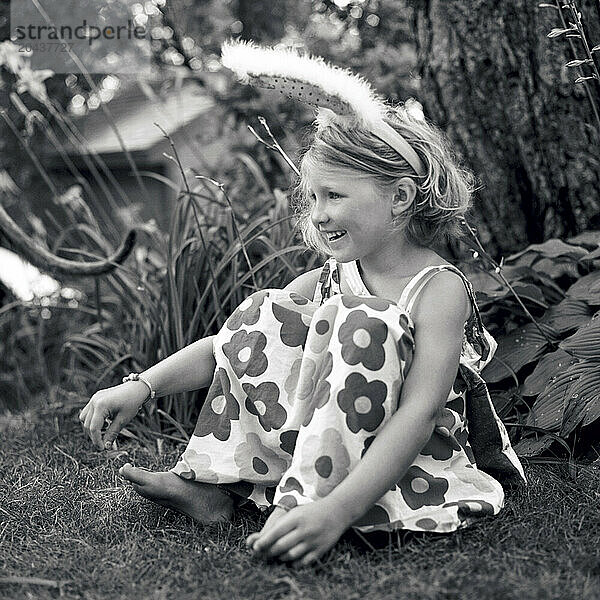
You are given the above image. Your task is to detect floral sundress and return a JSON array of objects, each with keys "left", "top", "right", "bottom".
[{"left": 171, "top": 257, "right": 525, "bottom": 533}]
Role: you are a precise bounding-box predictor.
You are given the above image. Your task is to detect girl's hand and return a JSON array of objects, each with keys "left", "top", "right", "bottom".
[
  {"left": 78, "top": 382, "right": 149, "bottom": 450},
  {"left": 247, "top": 498, "right": 350, "bottom": 566}
]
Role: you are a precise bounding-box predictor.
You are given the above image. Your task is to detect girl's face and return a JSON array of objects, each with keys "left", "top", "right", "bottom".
[{"left": 307, "top": 165, "right": 400, "bottom": 264}]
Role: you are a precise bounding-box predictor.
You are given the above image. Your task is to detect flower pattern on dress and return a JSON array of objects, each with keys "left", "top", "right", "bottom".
[
  {"left": 435, "top": 407, "right": 457, "bottom": 431},
  {"left": 234, "top": 432, "right": 288, "bottom": 482},
  {"left": 443, "top": 499, "right": 496, "bottom": 517},
  {"left": 279, "top": 430, "right": 298, "bottom": 455},
  {"left": 361, "top": 435, "right": 376, "bottom": 458},
  {"left": 452, "top": 370, "right": 468, "bottom": 396},
  {"left": 421, "top": 430, "right": 461, "bottom": 461},
  {"left": 300, "top": 428, "right": 351, "bottom": 497},
  {"left": 193, "top": 367, "right": 240, "bottom": 441},
  {"left": 243, "top": 381, "right": 287, "bottom": 432},
  {"left": 445, "top": 457, "right": 497, "bottom": 493},
  {"left": 279, "top": 476, "right": 304, "bottom": 494},
  {"left": 302, "top": 351, "right": 333, "bottom": 427},
  {"left": 353, "top": 504, "right": 392, "bottom": 527},
  {"left": 283, "top": 358, "right": 303, "bottom": 403},
  {"left": 414, "top": 517, "right": 438, "bottom": 530},
  {"left": 175, "top": 449, "right": 219, "bottom": 483},
  {"left": 278, "top": 494, "right": 298, "bottom": 510},
  {"left": 293, "top": 356, "right": 318, "bottom": 405},
  {"left": 289, "top": 292, "right": 310, "bottom": 306},
  {"left": 446, "top": 393, "right": 466, "bottom": 417},
  {"left": 226, "top": 291, "right": 268, "bottom": 331},
  {"left": 309, "top": 302, "right": 339, "bottom": 354},
  {"left": 223, "top": 329, "right": 268, "bottom": 378},
  {"left": 399, "top": 465, "right": 449, "bottom": 510},
  {"left": 337, "top": 372, "right": 387, "bottom": 433},
  {"left": 272, "top": 301, "right": 310, "bottom": 347},
  {"left": 341, "top": 295, "right": 394, "bottom": 312},
  {"left": 338, "top": 309, "right": 387, "bottom": 371}
]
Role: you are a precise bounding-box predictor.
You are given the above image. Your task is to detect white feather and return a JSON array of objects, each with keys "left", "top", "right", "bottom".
[{"left": 221, "top": 39, "right": 387, "bottom": 129}]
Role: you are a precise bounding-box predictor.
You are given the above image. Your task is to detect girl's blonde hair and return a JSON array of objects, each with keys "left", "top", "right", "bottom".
[{"left": 291, "top": 103, "right": 477, "bottom": 256}]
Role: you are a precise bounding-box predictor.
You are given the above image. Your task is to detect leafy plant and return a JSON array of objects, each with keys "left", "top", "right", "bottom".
[
  {"left": 60, "top": 149, "right": 315, "bottom": 445},
  {"left": 462, "top": 233, "right": 600, "bottom": 458},
  {"left": 541, "top": 0, "right": 600, "bottom": 133}
]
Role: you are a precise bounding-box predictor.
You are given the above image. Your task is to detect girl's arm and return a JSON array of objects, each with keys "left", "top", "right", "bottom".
[
  {"left": 250, "top": 272, "right": 470, "bottom": 564},
  {"left": 81, "top": 267, "right": 322, "bottom": 450},
  {"left": 80, "top": 335, "right": 217, "bottom": 449},
  {"left": 139, "top": 335, "right": 216, "bottom": 397}
]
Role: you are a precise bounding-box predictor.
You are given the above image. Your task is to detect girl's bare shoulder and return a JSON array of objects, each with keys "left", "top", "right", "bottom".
[{"left": 411, "top": 268, "right": 472, "bottom": 327}]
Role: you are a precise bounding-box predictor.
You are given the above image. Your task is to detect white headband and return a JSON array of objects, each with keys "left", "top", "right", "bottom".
[{"left": 221, "top": 40, "right": 426, "bottom": 177}]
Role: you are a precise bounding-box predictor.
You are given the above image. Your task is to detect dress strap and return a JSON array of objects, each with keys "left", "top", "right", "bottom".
[
  {"left": 342, "top": 260, "right": 371, "bottom": 296},
  {"left": 312, "top": 257, "right": 342, "bottom": 304},
  {"left": 400, "top": 264, "right": 476, "bottom": 317}
]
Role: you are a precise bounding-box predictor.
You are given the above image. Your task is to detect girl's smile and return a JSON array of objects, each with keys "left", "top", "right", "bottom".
[{"left": 307, "top": 166, "right": 404, "bottom": 267}]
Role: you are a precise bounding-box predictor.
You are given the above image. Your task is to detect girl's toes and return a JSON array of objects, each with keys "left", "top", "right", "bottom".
[
  {"left": 246, "top": 533, "right": 260, "bottom": 547},
  {"left": 120, "top": 463, "right": 151, "bottom": 486}
]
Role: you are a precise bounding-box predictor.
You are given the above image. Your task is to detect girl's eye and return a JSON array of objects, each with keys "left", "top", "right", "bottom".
[{"left": 309, "top": 191, "right": 341, "bottom": 201}]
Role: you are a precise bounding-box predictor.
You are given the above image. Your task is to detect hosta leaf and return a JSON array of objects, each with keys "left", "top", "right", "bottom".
[
  {"left": 566, "top": 271, "right": 600, "bottom": 304},
  {"left": 560, "top": 362, "right": 600, "bottom": 434},
  {"left": 580, "top": 246, "right": 600, "bottom": 262},
  {"left": 507, "top": 239, "right": 588, "bottom": 262},
  {"left": 567, "top": 230, "right": 600, "bottom": 250},
  {"left": 474, "top": 283, "right": 547, "bottom": 308},
  {"left": 540, "top": 298, "right": 593, "bottom": 334},
  {"left": 490, "top": 390, "right": 518, "bottom": 418},
  {"left": 520, "top": 349, "right": 578, "bottom": 396},
  {"left": 532, "top": 257, "right": 580, "bottom": 279},
  {"left": 482, "top": 323, "right": 550, "bottom": 383},
  {"left": 559, "top": 362, "right": 600, "bottom": 430},
  {"left": 513, "top": 435, "right": 555, "bottom": 457},
  {"left": 527, "top": 361, "right": 583, "bottom": 429},
  {"left": 467, "top": 269, "right": 508, "bottom": 295},
  {"left": 559, "top": 314, "right": 600, "bottom": 358}
]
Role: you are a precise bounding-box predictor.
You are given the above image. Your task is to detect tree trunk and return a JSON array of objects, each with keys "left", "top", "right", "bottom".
[{"left": 412, "top": 0, "right": 600, "bottom": 256}]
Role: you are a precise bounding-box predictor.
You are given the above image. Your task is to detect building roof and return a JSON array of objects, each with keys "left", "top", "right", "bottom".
[{"left": 55, "top": 78, "right": 215, "bottom": 157}]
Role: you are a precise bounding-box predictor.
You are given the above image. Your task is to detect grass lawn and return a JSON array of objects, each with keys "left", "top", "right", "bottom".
[{"left": 1, "top": 408, "right": 599, "bottom": 600}]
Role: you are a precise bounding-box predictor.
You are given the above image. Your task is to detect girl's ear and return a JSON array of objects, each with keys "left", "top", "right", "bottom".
[{"left": 391, "top": 177, "right": 417, "bottom": 217}]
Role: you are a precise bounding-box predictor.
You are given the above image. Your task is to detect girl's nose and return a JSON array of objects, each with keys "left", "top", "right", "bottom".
[{"left": 310, "top": 200, "right": 329, "bottom": 228}]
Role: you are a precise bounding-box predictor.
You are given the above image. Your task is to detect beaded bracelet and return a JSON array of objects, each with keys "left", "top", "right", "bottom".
[{"left": 122, "top": 372, "right": 156, "bottom": 405}]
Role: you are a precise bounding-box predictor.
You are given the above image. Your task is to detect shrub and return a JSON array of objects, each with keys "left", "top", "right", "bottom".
[
  {"left": 462, "top": 232, "right": 600, "bottom": 458},
  {"left": 61, "top": 156, "right": 316, "bottom": 444}
]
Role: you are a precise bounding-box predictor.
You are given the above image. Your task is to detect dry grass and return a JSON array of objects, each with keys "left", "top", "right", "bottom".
[{"left": 0, "top": 409, "right": 599, "bottom": 600}]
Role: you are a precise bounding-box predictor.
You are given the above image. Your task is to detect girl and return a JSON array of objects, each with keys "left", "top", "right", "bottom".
[{"left": 79, "top": 42, "right": 525, "bottom": 567}]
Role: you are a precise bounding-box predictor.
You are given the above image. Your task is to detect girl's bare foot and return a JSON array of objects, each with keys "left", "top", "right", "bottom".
[{"left": 119, "top": 463, "right": 234, "bottom": 524}]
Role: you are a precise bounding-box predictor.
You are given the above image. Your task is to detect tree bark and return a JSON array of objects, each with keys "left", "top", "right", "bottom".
[{"left": 412, "top": 0, "right": 600, "bottom": 256}]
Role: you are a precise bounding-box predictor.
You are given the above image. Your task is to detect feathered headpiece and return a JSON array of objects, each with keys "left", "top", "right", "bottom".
[{"left": 221, "top": 40, "right": 425, "bottom": 177}]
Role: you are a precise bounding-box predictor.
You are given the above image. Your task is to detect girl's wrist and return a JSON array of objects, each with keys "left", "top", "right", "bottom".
[
  {"left": 121, "top": 379, "right": 153, "bottom": 406},
  {"left": 322, "top": 494, "right": 360, "bottom": 528},
  {"left": 122, "top": 372, "right": 156, "bottom": 404}
]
